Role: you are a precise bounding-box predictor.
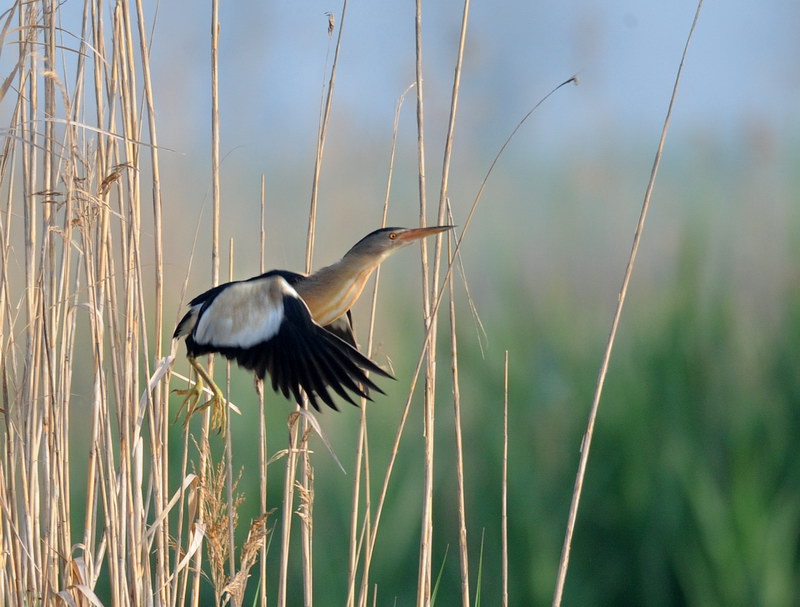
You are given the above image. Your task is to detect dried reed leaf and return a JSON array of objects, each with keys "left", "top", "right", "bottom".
[
  {"left": 295, "top": 407, "right": 345, "bottom": 474},
  {"left": 170, "top": 522, "right": 206, "bottom": 583},
  {"left": 98, "top": 163, "right": 131, "bottom": 197},
  {"left": 221, "top": 514, "right": 270, "bottom": 606},
  {"left": 145, "top": 473, "right": 198, "bottom": 547},
  {"left": 55, "top": 591, "right": 78, "bottom": 607},
  {"left": 70, "top": 585, "right": 105, "bottom": 607},
  {"left": 326, "top": 11, "right": 334, "bottom": 35}
]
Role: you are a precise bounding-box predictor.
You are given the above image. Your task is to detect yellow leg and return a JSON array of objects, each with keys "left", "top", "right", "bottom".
[{"left": 173, "top": 356, "right": 228, "bottom": 432}]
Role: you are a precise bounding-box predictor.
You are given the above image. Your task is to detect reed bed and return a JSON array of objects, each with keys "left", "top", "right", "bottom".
[
  {"left": 0, "top": 0, "right": 482, "bottom": 604},
  {"left": 0, "top": 0, "right": 706, "bottom": 606}
]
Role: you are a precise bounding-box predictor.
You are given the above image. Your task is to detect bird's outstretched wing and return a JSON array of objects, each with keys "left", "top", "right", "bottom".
[
  {"left": 258, "top": 269, "right": 360, "bottom": 348},
  {"left": 180, "top": 274, "right": 391, "bottom": 411},
  {"left": 323, "top": 310, "right": 358, "bottom": 349}
]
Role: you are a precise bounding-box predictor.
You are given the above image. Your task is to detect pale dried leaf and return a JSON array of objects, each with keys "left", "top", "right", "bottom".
[
  {"left": 169, "top": 522, "right": 206, "bottom": 583},
  {"left": 296, "top": 407, "right": 345, "bottom": 474},
  {"left": 145, "top": 474, "right": 198, "bottom": 547},
  {"left": 71, "top": 585, "right": 106, "bottom": 607},
  {"left": 56, "top": 591, "right": 77, "bottom": 607}
]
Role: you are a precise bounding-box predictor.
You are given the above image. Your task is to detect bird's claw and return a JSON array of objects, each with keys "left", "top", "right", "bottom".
[
  {"left": 172, "top": 373, "right": 228, "bottom": 433},
  {"left": 204, "top": 385, "right": 228, "bottom": 434},
  {"left": 172, "top": 384, "right": 203, "bottom": 427}
]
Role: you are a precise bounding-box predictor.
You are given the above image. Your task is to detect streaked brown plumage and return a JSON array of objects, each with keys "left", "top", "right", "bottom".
[{"left": 173, "top": 225, "right": 453, "bottom": 430}]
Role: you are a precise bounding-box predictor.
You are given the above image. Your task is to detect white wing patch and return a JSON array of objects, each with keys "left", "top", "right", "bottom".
[
  {"left": 194, "top": 276, "right": 297, "bottom": 348},
  {"left": 174, "top": 305, "right": 201, "bottom": 338}
]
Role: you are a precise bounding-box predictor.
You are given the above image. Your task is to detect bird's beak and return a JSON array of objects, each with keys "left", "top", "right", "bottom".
[{"left": 396, "top": 225, "right": 455, "bottom": 243}]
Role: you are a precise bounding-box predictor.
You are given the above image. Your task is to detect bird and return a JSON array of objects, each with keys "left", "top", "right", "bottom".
[{"left": 173, "top": 225, "right": 454, "bottom": 430}]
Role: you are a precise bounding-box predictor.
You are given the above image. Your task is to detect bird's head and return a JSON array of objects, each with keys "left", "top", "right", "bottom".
[{"left": 345, "top": 226, "right": 455, "bottom": 262}]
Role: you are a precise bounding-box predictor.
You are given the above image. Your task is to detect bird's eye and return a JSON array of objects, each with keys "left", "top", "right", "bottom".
[{"left": 389, "top": 232, "right": 397, "bottom": 240}]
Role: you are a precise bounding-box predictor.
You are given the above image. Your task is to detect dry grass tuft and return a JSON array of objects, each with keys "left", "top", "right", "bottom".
[
  {"left": 223, "top": 514, "right": 270, "bottom": 607},
  {"left": 196, "top": 440, "right": 244, "bottom": 604}
]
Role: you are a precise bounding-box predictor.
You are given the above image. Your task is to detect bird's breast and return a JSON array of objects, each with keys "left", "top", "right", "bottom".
[{"left": 298, "top": 267, "right": 373, "bottom": 326}]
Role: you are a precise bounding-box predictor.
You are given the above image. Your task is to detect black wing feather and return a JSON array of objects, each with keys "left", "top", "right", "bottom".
[
  {"left": 194, "top": 289, "right": 391, "bottom": 410},
  {"left": 180, "top": 271, "right": 393, "bottom": 411},
  {"left": 304, "top": 343, "right": 360, "bottom": 406},
  {"left": 289, "top": 327, "right": 340, "bottom": 410},
  {"left": 324, "top": 311, "right": 358, "bottom": 349},
  {"left": 314, "top": 337, "right": 377, "bottom": 399}
]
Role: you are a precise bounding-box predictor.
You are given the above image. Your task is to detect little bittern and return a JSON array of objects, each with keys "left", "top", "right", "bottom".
[{"left": 173, "top": 225, "right": 453, "bottom": 430}]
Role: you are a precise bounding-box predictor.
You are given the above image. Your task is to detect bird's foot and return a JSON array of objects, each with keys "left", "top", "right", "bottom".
[
  {"left": 173, "top": 357, "right": 230, "bottom": 433},
  {"left": 200, "top": 381, "right": 228, "bottom": 434},
  {"left": 172, "top": 373, "right": 204, "bottom": 427},
  {"left": 172, "top": 374, "right": 228, "bottom": 433}
]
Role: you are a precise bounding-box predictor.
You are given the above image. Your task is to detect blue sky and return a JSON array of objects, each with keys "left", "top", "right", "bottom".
[
  {"left": 5, "top": 1, "right": 793, "bottom": 295},
  {"left": 146, "top": 1, "right": 799, "bottom": 163},
  {"left": 124, "top": 1, "right": 798, "bottom": 283}
]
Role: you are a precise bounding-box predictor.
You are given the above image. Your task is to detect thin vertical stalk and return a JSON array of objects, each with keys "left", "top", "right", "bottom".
[
  {"left": 192, "top": 1, "right": 221, "bottom": 604},
  {"left": 132, "top": 0, "right": 169, "bottom": 600},
  {"left": 305, "top": 0, "right": 348, "bottom": 267},
  {"left": 225, "top": 238, "right": 238, "bottom": 606},
  {"left": 349, "top": 85, "right": 411, "bottom": 607},
  {"left": 210, "top": 0, "right": 220, "bottom": 287},
  {"left": 300, "top": 433, "right": 314, "bottom": 607},
  {"left": 20, "top": 16, "right": 41, "bottom": 597},
  {"left": 258, "top": 175, "right": 268, "bottom": 607},
  {"left": 550, "top": 3, "right": 704, "bottom": 604},
  {"left": 298, "top": 5, "right": 348, "bottom": 604},
  {"left": 502, "top": 351, "right": 509, "bottom": 607},
  {"left": 41, "top": 3, "right": 57, "bottom": 594},
  {"left": 433, "top": 4, "right": 472, "bottom": 605},
  {"left": 412, "top": 0, "right": 435, "bottom": 603},
  {"left": 277, "top": 414, "right": 302, "bottom": 607},
  {"left": 360, "top": 76, "right": 576, "bottom": 602},
  {"left": 447, "top": 230, "right": 470, "bottom": 607}
]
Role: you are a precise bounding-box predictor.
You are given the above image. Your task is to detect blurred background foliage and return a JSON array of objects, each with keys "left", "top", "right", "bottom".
[
  {"left": 187, "top": 176, "right": 800, "bottom": 605},
  {"left": 26, "top": 0, "right": 797, "bottom": 604}
]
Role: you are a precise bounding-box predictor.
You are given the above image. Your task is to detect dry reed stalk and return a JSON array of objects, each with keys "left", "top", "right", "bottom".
[
  {"left": 210, "top": 0, "right": 221, "bottom": 287},
  {"left": 258, "top": 175, "right": 268, "bottom": 607},
  {"left": 13, "top": 0, "right": 119, "bottom": 601},
  {"left": 224, "top": 513, "right": 269, "bottom": 606},
  {"left": 348, "top": 84, "right": 413, "bottom": 607},
  {"left": 435, "top": 4, "right": 471, "bottom": 606},
  {"left": 19, "top": 4, "right": 40, "bottom": 597},
  {"left": 173, "top": 412, "right": 196, "bottom": 606},
  {"left": 447, "top": 222, "right": 471, "bottom": 607},
  {"left": 306, "top": 0, "right": 348, "bottom": 266},
  {"left": 277, "top": 412, "right": 302, "bottom": 607},
  {"left": 285, "top": 5, "right": 349, "bottom": 605},
  {"left": 415, "top": 0, "right": 469, "bottom": 606},
  {"left": 187, "top": 1, "right": 222, "bottom": 604},
  {"left": 41, "top": 11, "right": 62, "bottom": 598},
  {"left": 132, "top": 0, "right": 170, "bottom": 600},
  {"left": 298, "top": 431, "right": 315, "bottom": 607},
  {"left": 0, "top": 87, "right": 17, "bottom": 601},
  {"left": 197, "top": 435, "right": 243, "bottom": 605},
  {"left": 415, "top": 1, "right": 471, "bottom": 602},
  {"left": 502, "top": 351, "right": 509, "bottom": 607},
  {"left": 171, "top": 215, "right": 207, "bottom": 607},
  {"left": 550, "top": 3, "right": 704, "bottom": 604},
  {"left": 225, "top": 239, "right": 238, "bottom": 606},
  {"left": 411, "top": 0, "right": 437, "bottom": 603},
  {"left": 360, "top": 76, "right": 576, "bottom": 607},
  {"left": 0, "top": 1, "right": 228, "bottom": 605}
]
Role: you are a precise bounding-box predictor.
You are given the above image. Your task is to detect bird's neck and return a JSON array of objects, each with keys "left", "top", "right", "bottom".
[{"left": 295, "top": 253, "right": 382, "bottom": 326}]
